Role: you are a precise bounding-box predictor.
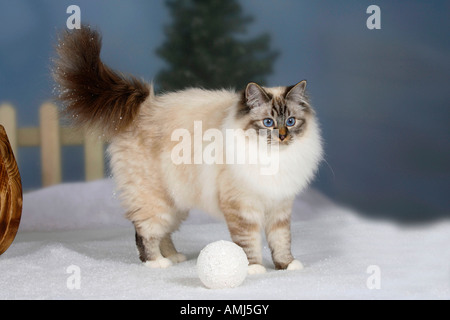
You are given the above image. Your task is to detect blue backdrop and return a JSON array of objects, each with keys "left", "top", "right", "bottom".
[{"left": 0, "top": 0, "right": 448, "bottom": 222}]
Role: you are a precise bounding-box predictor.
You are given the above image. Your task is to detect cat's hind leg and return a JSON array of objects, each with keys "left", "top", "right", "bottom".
[
  {"left": 160, "top": 233, "right": 187, "bottom": 263},
  {"left": 135, "top": 229, "right": 172, "bottom": 268},
  {"left": 131, "top": 208, "right": 187, "bottom": 268},
  {"left": 159, "top": 210, "right": 188, "bottom": 263}
]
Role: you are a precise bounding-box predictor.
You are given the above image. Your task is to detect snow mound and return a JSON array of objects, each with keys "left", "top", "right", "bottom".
[
  {"left": 20, "top": 179, "right": 127, "bottom": 231},
  {"left": 1, "top": 179, "right": 448, "bottom": 299}
]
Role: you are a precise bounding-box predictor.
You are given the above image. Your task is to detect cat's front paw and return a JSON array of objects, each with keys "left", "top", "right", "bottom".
[
  {"left": 286, "top": 259, "right": 304, "bottom": 271},
  {"left": 144, "top": 257, "right": 173, "bottom": 268},
  {"left": 248, "top": 264, "right": 266, "bottom": 274}
]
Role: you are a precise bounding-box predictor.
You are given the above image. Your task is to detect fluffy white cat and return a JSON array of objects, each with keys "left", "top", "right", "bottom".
[{"left": 53, "top": 26, "right": 323, "bottom": 274}]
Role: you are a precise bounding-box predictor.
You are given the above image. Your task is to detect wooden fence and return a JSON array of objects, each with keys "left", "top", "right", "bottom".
[{"left": 0, "top": 102, "right": 105, "bottom": 187}]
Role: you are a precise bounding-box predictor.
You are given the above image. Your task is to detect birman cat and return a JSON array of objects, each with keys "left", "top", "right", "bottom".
[{"left": 53, "top": 26, "right": 323, "bottom": 274}]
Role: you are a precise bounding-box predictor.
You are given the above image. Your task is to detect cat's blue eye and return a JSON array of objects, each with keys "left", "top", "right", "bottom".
[
  {"left": 286, "top": 117, "right": 296, "bottom": 127},
  {"left": 263, "top": 118, "right": 274, "bottom": 127}
]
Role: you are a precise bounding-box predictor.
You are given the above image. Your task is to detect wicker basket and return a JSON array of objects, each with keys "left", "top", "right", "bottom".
[{"left": 0, "top": 125, "right": 22, "bottom": 255}]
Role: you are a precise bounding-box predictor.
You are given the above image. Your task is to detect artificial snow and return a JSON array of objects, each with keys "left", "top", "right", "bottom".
[{"left": 0, "top": 179, "right": 449, "bottom": 299}]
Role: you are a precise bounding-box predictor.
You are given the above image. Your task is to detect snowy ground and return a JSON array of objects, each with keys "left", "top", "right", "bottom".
[{"left": 1, "top": 179, "right": 449, "bottom": 299}]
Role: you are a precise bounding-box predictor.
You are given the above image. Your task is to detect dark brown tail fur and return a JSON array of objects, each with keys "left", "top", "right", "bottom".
[{"left": 52, "top": 25, "right": 150, "bottom": 138}]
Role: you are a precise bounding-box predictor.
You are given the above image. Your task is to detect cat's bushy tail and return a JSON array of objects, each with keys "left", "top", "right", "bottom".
[{"left": 52, "top": 25, "right": 151, "bottom": 138}]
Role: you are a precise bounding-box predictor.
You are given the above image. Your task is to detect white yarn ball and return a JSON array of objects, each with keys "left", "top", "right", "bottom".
[{"left": 197, "top": 240, "right": 249, "bottom": 289}]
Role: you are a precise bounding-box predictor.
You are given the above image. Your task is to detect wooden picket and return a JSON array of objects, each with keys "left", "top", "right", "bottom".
[
  {"left": 40, "top": 103, "right": 62, "bottom": 186},
  {"left": 0, "top": 104, "right": 17, "bottom": 156},
  {"left": 0, "top": 102, "right": 105, "bottom": 187}
]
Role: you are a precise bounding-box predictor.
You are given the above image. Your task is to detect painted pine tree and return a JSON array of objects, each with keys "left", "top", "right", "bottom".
[{"left": 155, "top": 0, "right": 279, "bottom": 91}]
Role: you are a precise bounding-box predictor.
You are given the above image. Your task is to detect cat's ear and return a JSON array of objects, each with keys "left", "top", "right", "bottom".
[
  {"left": 285, "top": 80, "right": 307, "bottom": 104},
  {"left": 245, "top": 82, "right": 270, "bottom": 109}
]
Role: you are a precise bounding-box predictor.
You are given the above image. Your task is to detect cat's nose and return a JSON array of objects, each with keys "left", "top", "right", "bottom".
[{"left": 279, "top": 127, "right": 287, "bottom": 141}]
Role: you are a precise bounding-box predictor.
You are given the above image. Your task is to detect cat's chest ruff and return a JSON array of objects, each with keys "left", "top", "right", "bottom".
[{"left": 227, "top": 142, "right": 313, "bottom": 201}]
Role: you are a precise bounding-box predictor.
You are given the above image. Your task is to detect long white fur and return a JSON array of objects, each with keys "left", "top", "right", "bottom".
[{"left": 108, "top": 86, "right": 323, "bottom": 271}]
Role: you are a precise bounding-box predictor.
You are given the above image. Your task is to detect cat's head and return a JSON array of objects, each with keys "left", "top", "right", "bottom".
[{"left": 238, "top": 81, "right": 314, "bottom": 146}]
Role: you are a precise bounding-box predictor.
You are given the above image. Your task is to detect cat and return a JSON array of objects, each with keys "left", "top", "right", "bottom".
[{"left": 53, "top": 26, "right": 323, "bottom": 274}]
